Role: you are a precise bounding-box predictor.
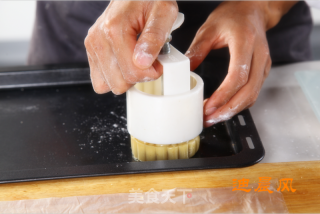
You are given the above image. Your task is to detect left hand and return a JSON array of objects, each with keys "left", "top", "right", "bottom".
[{"left": 185, "top": 1, "right": 297, "bottom": 127}]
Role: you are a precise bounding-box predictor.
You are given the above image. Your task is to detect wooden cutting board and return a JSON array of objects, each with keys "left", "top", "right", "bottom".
[{"left": 0, "top": 160, "right": 319, "bottom": 213}]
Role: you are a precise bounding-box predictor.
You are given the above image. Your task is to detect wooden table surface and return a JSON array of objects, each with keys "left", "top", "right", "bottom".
[{"left": 0, "top": 160, "right": 319, "bottom": 213}]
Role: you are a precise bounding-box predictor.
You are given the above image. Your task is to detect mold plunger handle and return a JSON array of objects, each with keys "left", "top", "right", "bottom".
[
  {"left": 160, "top": 13, "right": 184, "bottom": 55},
  {"left": 171, "top": 13, "right": 184, "bottom": 34}
]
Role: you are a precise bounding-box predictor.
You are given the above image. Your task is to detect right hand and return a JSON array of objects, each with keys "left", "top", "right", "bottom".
[{"left": 84, "top": 1, "right": 178, "bottom": 95}]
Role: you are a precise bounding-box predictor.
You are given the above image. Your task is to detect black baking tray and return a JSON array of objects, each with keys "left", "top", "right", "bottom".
[{"left": 0, "top": 61, "right": 264, "bottom": 184}]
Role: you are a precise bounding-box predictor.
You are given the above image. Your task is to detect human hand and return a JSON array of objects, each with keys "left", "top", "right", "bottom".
[
  {"left": 85, "top": 1, "right": 178, "bottom": 94},
  {"left": 186, "top": 1, "right": 297, "bottom": 127}
]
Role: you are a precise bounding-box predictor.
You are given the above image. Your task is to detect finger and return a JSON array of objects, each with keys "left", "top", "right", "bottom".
[
  {"left": 91, "top": 33, "right": 134, "bottom": 95},
  {"left": 85, "top": 28, "right": 111, "bottom": 94},
  {"left": 204, "top": 85, "right": 251, "bottom": 127},
  {"left": 246, "top": 56, "right": 271, "bottom": 109},
  {"left": 263, "top": 56, "right": 272, "bottom": 81},
  {"left": 203, "top": 37, "right": 254, "bottom": 116},
  {"left": 87, "top": 51, "right": 111, "bottom": 94},
  {"left": 204, "top": 76, "right": 261, "bottom": 127},
  {"left": 133, "top": 1, "right": 178, "bottom": 70},
  {"left": 108, "top": 20, "right": 162, "bottom": 84},
  {"left": 105, "top": 55, "right": 134, "bottom": 95},
  {"left": 100, "top": 49, "right": 134, "bottom": 95},
  {"left": 185, "top": 27, "right": 215, "bottom": 71},
  {"left": 204, "top": 43, "right": 269, "bottom": 127}
]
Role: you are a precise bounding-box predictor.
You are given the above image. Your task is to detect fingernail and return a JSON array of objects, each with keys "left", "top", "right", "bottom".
[
  {"left": 205, "top": 119, "right": 215, "bottom": 124},
  {"left": 112, "top": 88, "right": 122, "bottom": 95},
  {"left": 134, "top": 50, "right": 153, "bottom": 68},
  {"left": 203, "top": 99, "right": 208, "bottom": 105},
  {"left": 205, "top": 107, "right": 217, "bottom": 116},
  {"left": 205, "top": 118, "right": 218, "bottom": 127}
]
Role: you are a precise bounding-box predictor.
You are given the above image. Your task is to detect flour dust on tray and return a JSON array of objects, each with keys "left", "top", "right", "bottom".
[{"left": 74, "top": 111, "right": 129, "bottom": 155}]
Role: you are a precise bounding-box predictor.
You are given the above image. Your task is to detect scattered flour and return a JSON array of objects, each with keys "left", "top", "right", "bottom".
[
  {"left": 75, "top": 111, "right": 129, "bottom": 155},
  {"left": 0, "top": 105, "right": 39, "bottom": 113}
]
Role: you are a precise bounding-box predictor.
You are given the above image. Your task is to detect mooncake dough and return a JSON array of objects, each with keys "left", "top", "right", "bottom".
[{"left": 130, "top": 135, "right": 200, "bottom": 161}]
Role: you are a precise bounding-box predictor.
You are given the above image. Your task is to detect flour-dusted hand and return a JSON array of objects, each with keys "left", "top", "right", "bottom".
[
  {"left": 185, "top": 1, "right": 297, "bottom": 127},
  {"left": 85, "top": 1, "right": 178, "bottom": 94}
]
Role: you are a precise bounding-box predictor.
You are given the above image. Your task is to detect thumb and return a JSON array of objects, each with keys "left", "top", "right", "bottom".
[{"left": 133, "top": 2, "right": 178, "bottom": 70}]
